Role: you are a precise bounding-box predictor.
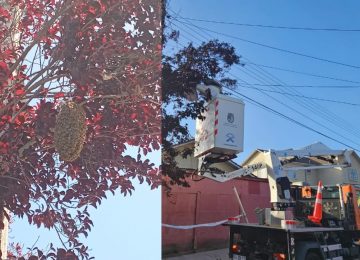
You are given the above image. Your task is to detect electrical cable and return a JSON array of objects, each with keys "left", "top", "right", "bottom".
[
  {"left": 242, "top": 60, "right": 360, "bottom": 138},
  {"left": 229, "top": 70, "right": 360, "bottom": 147},
  {"left": 173, "top": 16, "right": 360, "bottom": 69},
  {"left": 239, "top": 59, "right": 360, "bottom": 139},
  {"left": 237, "top": 79, "right": 360, "bottom": 106},
  {"left": 223, "top": 88, "right": 360, "bottom": 152},
  {"left": 170, "top": 16, "right": 360, "bottom": 86},
  {"left": 179, "top": 17, "right": 360, "bottom": 32},
  {"left": 233, "top": 83, "right": 360, "bottom": 89},
  {"left": 245, "top": 62, "right": 360, "bottom": 84}
]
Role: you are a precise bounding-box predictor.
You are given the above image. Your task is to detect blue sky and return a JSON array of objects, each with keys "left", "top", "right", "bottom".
[
  {"left": 11, "top": 180, "right": 161, "bottom": 259},
  {"left": 10, "top": 1, "right": 360, "bottom": 259},
  {"left": 10, "top": 148, "right": 160, "bottom": 259}
]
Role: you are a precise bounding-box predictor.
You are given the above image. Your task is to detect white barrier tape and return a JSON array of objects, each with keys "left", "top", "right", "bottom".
[
  {"left": 162, "top": 215, "right": 243, "bottom": 230},
  {"left": 162, "top": 220, "right": 227, "bottom": 229}
]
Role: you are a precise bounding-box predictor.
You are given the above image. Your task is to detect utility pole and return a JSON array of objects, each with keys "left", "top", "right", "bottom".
[{"left": 0, "top": 210, "right": 9, "bottom": 260}]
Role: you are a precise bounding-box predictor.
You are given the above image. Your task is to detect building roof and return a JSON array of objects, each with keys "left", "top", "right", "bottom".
[
  {"left": 241, "top": 149, "right": 266, "bottom": 166},
  {"left": 172, "top": 139, "right": 196, "bottom": 150}
]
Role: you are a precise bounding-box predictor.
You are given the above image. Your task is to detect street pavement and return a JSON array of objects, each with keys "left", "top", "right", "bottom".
[{"left": 163, "top": 248, "right": 229, "bottom": 260}]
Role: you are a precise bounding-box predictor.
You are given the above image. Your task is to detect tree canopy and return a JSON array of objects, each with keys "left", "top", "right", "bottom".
[{"left": 0, "top": 0, "right": 161, "bottom": 258}]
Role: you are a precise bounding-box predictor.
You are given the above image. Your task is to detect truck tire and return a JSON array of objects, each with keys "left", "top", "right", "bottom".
[{"left": 305, "top": 251, "right": 322, "bottom": 260}]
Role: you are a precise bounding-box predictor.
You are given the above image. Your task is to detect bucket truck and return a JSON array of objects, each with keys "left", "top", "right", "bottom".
[{"left": 194, "top": 82, "right": 360, "bottom": 260}]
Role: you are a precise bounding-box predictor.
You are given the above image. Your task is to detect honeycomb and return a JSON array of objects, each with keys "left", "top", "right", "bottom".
[{"left": 54, "top": 101, "right": 86, "bottom": 162}]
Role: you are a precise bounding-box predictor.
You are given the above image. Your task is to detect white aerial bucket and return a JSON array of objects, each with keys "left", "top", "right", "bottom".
[{"left": 194, "top": 87, "right": 245, "bottom": 158}]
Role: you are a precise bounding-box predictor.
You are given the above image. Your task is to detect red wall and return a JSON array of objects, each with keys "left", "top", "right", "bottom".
[{"left": 162, "top": 177, "right": 270, "bottom": 255}]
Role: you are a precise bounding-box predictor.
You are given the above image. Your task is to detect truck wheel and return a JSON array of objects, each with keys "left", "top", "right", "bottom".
[{"left": 305, "top": 251, "right": 322, "bottom": 260}]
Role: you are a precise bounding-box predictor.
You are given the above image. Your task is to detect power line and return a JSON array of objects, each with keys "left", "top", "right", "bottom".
[
  {"left": 171, "top": 18, "right": 360, "bottom": 85},
  {"left": 173, "top": 17, "right": 360, "bottom": 69},
  {"left": 237, "top": 84, "right": 360, "bottom": 106},
  {"left": 236, "top": 83, "right": 360, "bottom": 89},
  {"left": 224, "top": 87, "right": 360, "bottom": 152},
  {"left": 179, "top": 17, "right": 360, "bottom": 32},
  {"left": 230, "top": 68, "right": 360, "bottom": 146},
  {"left": 242, "top": 60, "right": 360, "bottom": 139},
  {"left": 246, "top": 63, "right": 360, "bottom": 84},
  {"left": 171, "top": 13, "right": 360, "bottom": 85}
]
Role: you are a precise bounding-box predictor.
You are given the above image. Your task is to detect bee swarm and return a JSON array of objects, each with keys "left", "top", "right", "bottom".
[{"left": 54, "top": 102, "right": 86, "bottom": 162}]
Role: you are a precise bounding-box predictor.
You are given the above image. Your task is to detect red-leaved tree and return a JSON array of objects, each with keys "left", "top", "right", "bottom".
[{"left": 0, "top": 0, "right": 162, "bottom": 258}]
